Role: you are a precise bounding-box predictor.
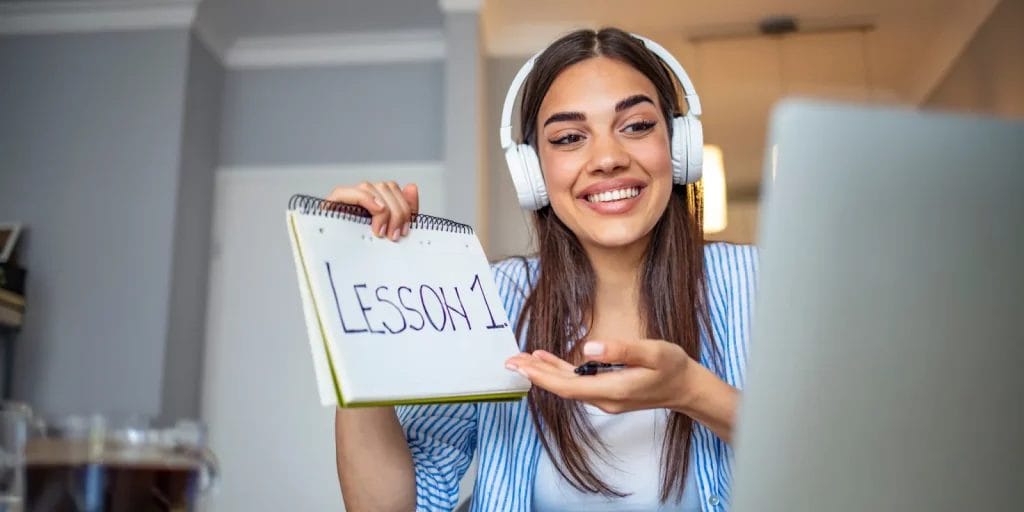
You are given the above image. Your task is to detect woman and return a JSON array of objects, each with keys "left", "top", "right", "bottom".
[{"left": 327, "top": 27, "right": 757, "bottom": 512}]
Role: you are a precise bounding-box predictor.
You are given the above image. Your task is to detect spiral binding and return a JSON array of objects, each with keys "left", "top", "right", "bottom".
[{"left": 288, "top": 194, "right": 474, "bottom": 234}]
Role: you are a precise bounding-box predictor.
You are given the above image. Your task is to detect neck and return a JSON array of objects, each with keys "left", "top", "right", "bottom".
[{"left": 583, "top": 234, "right": 650, "bottom": 327}]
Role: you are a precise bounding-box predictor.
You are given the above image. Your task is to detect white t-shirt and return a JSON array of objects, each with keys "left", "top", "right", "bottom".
[{"left": 532, "top": 405, "right": 702, "bottom": 512}]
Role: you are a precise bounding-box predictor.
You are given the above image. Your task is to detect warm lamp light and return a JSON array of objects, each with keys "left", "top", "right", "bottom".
[{"left": 702, "top": 144, "right": 728, "bottom": 233}]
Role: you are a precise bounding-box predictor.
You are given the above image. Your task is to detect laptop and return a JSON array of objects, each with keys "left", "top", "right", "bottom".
[{"left": 731, "top": 100, "right": 1024, "bottom": 511}]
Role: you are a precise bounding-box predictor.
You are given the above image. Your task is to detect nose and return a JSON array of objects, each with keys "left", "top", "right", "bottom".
[{"left": 586, "top": 132, "right": 630, "bottom": 175}]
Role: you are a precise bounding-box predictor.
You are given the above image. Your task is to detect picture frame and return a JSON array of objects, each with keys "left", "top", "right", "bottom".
[{"left": 0, "top": 223, "right": 22, "bottom": 264}]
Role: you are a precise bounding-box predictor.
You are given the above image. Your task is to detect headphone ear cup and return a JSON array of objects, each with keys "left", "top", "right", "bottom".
[
  {"left": 671, "top": 115, "right": 703, "bottom": 184},
  {"left": 520, "top": 144, "right": 548, "bottom": 209},
  {"left": 687, "top": 116, "right": 703, "bottom": 184},
  {"left": 670, "top": 116, "right": 689, "bottom": 184},
  {"left": 505, "top": 144, "right": 548, "bottom": 210}
]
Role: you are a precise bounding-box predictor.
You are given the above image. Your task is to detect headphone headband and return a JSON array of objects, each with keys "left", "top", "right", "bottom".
[{"left": 499, "top": 32, "right": 701, "bottom": 151}]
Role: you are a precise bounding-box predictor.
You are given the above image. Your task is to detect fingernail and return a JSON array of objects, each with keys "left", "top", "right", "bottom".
[
  {"left": 505, "top": 363, "right": 518, "bottom": 371},
  {"left": 402, "top": 222, "right": 411, "bottom": 236},
  {"left": 517, "top": 369, "right": 530, "bottom": 379},
  {"left": 377, "top": 224, "right": 386, "bottom": 237},
  {"left": 391, "top": 228, "right": 401, "bottom": 241},
  {"left": 583, "top": 342, "right": 605, "bottom": 356},
  {"left": 373, "top": 197, "right": 385, "bottom": 209}
]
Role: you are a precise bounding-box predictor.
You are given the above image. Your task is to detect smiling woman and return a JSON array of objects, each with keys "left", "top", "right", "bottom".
[{"left": 324, "top": 27, "right": 757, "bottom": 512}]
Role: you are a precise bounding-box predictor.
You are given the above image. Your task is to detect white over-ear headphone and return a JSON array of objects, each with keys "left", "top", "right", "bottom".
[{"left": 500, "top": 33, "right": 704, "bottom": 211}]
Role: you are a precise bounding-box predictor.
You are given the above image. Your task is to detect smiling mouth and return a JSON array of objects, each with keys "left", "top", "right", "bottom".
[{"left": 584, "top": 186, "right": 642, "bottom": 203}]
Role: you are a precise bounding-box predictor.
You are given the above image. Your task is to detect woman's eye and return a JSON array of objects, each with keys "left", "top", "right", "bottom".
[
  {"left": 550, "top": 133, "right": 584, "bottom": 145},
  {"left": 623, "top": 120, "right": 656, "bottom": 134}
]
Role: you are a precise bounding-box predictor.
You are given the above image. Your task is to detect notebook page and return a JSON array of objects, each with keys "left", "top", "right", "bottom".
[
  {"left": 289, "top": 209, "right": 530, "bottom": 405},
  {"left": 287, "top": 211, "right": 341, "bottom": 405}
]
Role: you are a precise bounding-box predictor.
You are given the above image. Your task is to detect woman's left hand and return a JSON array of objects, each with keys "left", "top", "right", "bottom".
[
  {"left": 505, "top": 339, "right": 697, "bottom": 415},
  {"left": 506, "top": 339, "right": 739, "bottom": 442}
]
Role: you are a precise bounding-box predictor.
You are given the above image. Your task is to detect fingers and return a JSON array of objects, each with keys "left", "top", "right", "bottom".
[
  {"left": 355, "top": 182, "right": 391, "bottom": 239},
  {"left": 401, "top": 183, "right": 419, "bottom": 217},
  {"left": 532, "top": 350, "right": 576, "bottom": 372},
  {"left": 372, "top": 181, "right": 411, "bottom": 241},
  {"left": 505, "top": 342, "right": 689, "bottom": 414},
  {"left": 325, "top": 185, "right": 385, "bottom": 215},
  {"left": 327, "top": 182, "right": 419, "bottom": 241},
  {"left": 580, "top": 339, "right": 673, "bottom": 370},
  {"left": 505, "top": 351, "right": 626, "bottom": 402},
  {"left": 506, "top": 352, "right": 579, "bottom": 397}
]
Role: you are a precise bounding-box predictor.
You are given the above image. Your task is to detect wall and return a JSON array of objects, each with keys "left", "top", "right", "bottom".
[
  {"left": 926, "top": 0, "right": 1024, "bottom": 118},
  {"left": 219, "top": 62, "right": 444, "bottom": 166},
  {"left": 443, "top": 11, "right": 487, "bottom": 233},
  {"left": 160, "top": 32, "right": 225, "bottom": 421},
  {"left": 485, "top": 56, "right": 536, "bottom": 260},
  {"left": 0, "top": 29, "right": 190, "bottom": 417},
  {"left": 201, "top": 59, "right": 449, "bottom": 510},
  {"left": 201, "top": 163, "right": 447, "bottom": 512}
]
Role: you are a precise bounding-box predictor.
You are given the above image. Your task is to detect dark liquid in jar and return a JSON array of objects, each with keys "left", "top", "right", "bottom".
[{"left": 25, "top": 462, "right": 198, "bottom": 512}]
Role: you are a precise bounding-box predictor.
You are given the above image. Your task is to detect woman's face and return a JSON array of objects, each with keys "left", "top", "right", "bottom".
[{"left": 536, "top": 55, "right": 673, "bottom": 253}]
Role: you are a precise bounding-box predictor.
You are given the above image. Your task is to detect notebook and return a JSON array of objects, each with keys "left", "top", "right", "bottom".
[{"left": 286, "top": 194, "right": 531, "bottom": 407}]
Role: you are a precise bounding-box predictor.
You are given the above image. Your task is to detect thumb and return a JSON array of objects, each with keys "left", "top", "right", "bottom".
[
  {"left": 401, "top": 183, "right": 420, "bottom": 216},
  {"left": 581, "top": 339, "right": 662, "bottom": 369}
]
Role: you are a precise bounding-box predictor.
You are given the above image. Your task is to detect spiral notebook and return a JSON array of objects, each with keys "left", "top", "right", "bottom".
[{"left": 286, "top": 195, "right": 531, "bottom": 407}]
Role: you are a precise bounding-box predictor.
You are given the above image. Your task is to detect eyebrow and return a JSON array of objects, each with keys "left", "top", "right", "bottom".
[
  {"left": 542, "top": 111, "right": 585, "bottom": 127},
  {"left": 542, "top": 94, "right": 656, "bottom": 127},
  {"left": 615, "top": 94, "right": 655, "bottom": 112}
]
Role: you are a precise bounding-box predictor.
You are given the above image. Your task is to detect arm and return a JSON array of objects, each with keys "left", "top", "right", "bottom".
[
  {"left": 335, "top": 407, "right": 416, "bottom": 511},
  {"left": 335, "top": 403, "right": 478, "bottom": 511},
  {"left": 678, "top": 243, "right": 759, "bottom": 444},
  {"left": 396, "top": 403, "right": 478, "bottom": 511},
  {"left": 670, "top": 362, "right": 739, "bottom": 443}
]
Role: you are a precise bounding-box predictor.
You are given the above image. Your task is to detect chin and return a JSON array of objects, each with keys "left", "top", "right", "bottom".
[{"left": 582, "top": 222, "right": 654, "bottom": 249}]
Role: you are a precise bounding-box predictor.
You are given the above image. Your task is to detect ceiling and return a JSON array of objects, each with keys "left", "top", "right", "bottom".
[
  {"left": 184, "top": 0, "right": 1000, "bottom": 193},
  {"left": 482, "top": 0, "right": 1002, "bottom": 193},
  {"left": 19, "top": 0, "right": 989, "bottom": 236},
  {"left": 197, "top": 0, "right": 442, "bottom": 43}
]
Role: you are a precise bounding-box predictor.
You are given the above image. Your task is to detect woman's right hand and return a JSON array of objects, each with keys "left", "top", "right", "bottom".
[{"left": 326, "top": 181, "right": 419, "bottom": 242}]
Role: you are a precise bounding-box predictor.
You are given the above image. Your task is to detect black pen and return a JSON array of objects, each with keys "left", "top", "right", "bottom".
[{"left": 574, "top": 361, "right": 627, "bottom": 376}]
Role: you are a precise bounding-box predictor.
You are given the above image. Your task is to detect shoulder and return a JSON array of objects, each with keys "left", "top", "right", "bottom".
[
  {"left": 490, "top": 256, "right": 539, "bottom": 300},
  {"left": 702, "top": 242, "right": 759, "bottom": 332},
  {"left": 490, "top": 256, "right": 538, "bottom": 291},
  {"left": 703, "top": 242, "right": 759, "bottom": 271},
  {"left": 703, "top": 242, "right": 759, "bottom": 290},
  {"left": 489, "top": 256, "right": 539, "bottom": 320}
]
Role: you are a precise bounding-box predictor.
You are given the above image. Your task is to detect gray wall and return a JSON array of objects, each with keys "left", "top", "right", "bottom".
[
  {"left": 0, "top": 29, "right": 191, "bottom": 417},
  {"left": 926, "top": 0, "right": 1024, "bottom": 117},
  {"left": 0, "top": 30, "right": 444, "bottom": 419},
  {"left": 160, "top": 33, "right": 225, "bottom": 421},
  {"left": 219, "top": 62, "right": 444, "bottom": 166}
]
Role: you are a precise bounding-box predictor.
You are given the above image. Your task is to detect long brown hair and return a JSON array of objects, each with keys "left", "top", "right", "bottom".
[{"left": 513, "top": 27, "right": 716, "bottom": 502}]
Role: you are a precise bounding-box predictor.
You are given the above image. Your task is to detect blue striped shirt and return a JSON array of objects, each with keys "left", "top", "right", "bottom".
[{"left": 396, "top": 242, "right": 759, "bottom": 512}]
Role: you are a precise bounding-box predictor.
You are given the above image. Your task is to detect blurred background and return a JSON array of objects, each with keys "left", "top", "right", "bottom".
[{"left": 0, "top": 0, "right": 1021, "bottom": 509}]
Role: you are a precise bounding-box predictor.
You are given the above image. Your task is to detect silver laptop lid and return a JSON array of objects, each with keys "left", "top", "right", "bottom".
[{"left": 732, "top": 99, "right": 1024, "bottom": 512}]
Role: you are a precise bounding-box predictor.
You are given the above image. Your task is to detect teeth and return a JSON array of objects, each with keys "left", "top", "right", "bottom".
[{"left": 586, "top": 187, "right": 640, "bottom": 203}]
